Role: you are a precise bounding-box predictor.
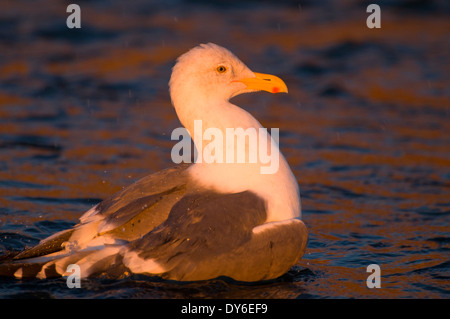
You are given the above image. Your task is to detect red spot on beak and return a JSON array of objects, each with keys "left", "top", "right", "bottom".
[{"left": 272, "top": 87, "right": 280, "bottom": 93}]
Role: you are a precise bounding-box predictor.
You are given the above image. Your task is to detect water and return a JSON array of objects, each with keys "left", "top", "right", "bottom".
[{"left": 0, "top": 0, "right": 449, "bottom": 298}]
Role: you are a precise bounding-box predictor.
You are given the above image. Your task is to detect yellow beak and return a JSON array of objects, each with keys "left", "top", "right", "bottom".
[{"left": 238, "top": 72, "right": 288, "bottom": 94}]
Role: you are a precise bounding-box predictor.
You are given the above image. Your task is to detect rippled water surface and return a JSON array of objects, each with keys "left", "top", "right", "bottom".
[{"left": 0, "top": 0, "right": 449, "bottom": 298}]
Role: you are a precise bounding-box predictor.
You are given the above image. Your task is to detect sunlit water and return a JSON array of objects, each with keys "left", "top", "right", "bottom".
[{"left": 0, "top": 0, "right": 449, "bottom": 298}]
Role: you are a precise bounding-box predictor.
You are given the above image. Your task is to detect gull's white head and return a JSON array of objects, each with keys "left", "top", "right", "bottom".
[
  {"left": 169, "top": 43, "right": 288, "bottom": 107},
  {"left": 168, "top": 43, "right": 301, "bottom": 221}
]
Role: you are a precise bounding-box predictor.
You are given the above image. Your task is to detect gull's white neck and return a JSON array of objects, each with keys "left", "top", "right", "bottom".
[{"left": 173, "top": 96, "right": 301, "bottom": 222}]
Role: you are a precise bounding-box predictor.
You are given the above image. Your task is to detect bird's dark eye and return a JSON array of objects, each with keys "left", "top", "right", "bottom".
[{"left": 216, "top": 65, "right": 227, "bottom": 74}]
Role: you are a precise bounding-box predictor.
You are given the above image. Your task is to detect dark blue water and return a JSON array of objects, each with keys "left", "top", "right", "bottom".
[{"left": 0, "top": 0, "right": 449, "bottom": 298}]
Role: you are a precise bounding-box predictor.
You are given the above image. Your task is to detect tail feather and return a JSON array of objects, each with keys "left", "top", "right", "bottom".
[
  {"left": 12, "top": 229, "right": 74, "bottom": 260},
  {"left": 0, "top": 257, "right": 57, "bottom": 278},
  {"left": 0, "top": 229, "right": 74, "bottom": 278},
  {"left": 1, "top": 245, "right": 127, "bottom": 279}
]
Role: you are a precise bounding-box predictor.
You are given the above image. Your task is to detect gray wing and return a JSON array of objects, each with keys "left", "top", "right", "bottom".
[
  {"left": 123, "top": 190, "right": 308, "bottom": 282},
  {"left": 92, "top": 163, "right": 191, "bottom": 239},
  {"left": 10, "top": 164, "right": 191, "bottom": 261}
]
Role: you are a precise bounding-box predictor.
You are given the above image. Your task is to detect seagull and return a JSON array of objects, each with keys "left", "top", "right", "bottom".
[{"left": 0, "top": 43, "right": 308, "bottom": 282}]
